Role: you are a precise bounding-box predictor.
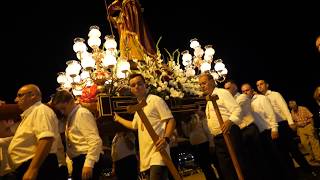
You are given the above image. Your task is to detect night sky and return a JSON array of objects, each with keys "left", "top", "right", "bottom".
[{"left": 4, "top": 1, "right": 320, "bottom": 111}]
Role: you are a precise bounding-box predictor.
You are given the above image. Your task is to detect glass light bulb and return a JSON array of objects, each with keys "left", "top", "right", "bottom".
[
  {"left": 102, "top": 54, "right": 117, "bottom": 67},
  {"left": 73, "top": 38, "right": 87, "bottom": 52},
  {"left": 220, "top": 68, "right": 228, "bottom": 75},
  {"left": 182, "top": 50, "right": 192, "bottom": 60},
  {"left": 80, "top": 70, "right": 90, "bottom": 80},
  {"left": 104, "top": 35, "right": 117, "bottom": 49},
  {"left": 190, "top": 38, "right": 200, "bottom": 49},
  {"left": 117, "top": 60, "right": 130, "bottom": 72},
  {"left": 81, "top": 55, "right": 95, "bottom": 70},
  {"left": 66, "top": 60, "right": 81, "bottom": 77},
  {"left": 73, "top": 75, "right": 81, "bottom": 84},
  {"left": 211, "top": 72, "right": 219, "bottom": 80},
  {"left": 204, "top": 45, "right": 215, "bottom": 56},
  {"left": 200, "top": 62, "right": 211, "bottom": 73},
  {"left": 204, "top": 54, "right": 213, "bottom": 61},
  {"left": 57, "top": 72, "right": 67, "bottom": 84},
  {"left": 194, "top": 47, "right": 204, "bottom": 57},
  {"left": 214, "top": 59, "right": 225, "bottom": 72},
  {"left": 72, "top": 89, "right": 83, "bottom": 96},
  {"left": 88, "top": 25, "right": 101, "bottom": 37},
  {"left": 88, "top": 37, "right": 101, "bottom": 48}
]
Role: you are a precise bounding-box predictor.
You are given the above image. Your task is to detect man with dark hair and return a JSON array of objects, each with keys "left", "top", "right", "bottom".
[
  {"left": 241, "top": 83, "right": 291, "bottom": 179},
  {"left": 114, "top": 73, "right": 176, "bottom": 180},
  {"left": 224, "top": 80, "right": 266, "bottom": 180},
  {"left": 129, "top": 73, "right": 146, "bottom": 83},
  {"left": 256, "top": 80, "right": 317, "bottom": 177},
  {"left": 51, "top": 90, "right": 103, "bottom": 180}
]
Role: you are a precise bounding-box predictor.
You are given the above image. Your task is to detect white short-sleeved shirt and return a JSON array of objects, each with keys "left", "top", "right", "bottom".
[
  {"left": 132, "top": 94, "right": 173, "bottom": 172},
  {"left": 8, "top": 102, "right": 60, "bottom": 168},
  {"left": 205, "top": 88, "right": 242, "bottom": 136}
]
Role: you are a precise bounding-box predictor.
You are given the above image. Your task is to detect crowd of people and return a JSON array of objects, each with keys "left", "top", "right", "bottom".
[
  {"left": 0, "top": 37, "right": 320, "bottom": 180},
  {"left": 0, "top": 72, "right": 320, "bottom": 180}
]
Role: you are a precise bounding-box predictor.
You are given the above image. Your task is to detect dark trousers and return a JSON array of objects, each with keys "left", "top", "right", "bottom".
[
  {"left": 276, "top": 121, "right": 312, "bottom": 173},
  {"left": 168, "top": 146, "right": 180, "bottom": 180},
  {"left": 144, "top": 165, "right": 168, "bottom": 180},
  {"left": 214, "top": 124, "right": 248, "bottom": 180},
  {"left": 114, "top": 154, "right": 138, "bottom": 180},
  {"left": 260, "top": 129, "right": 293, "bottom": 180},
  {"left": 71, "top": 154, "right": 103, "bottom": 180},
  {"left": 14, "top": 154, "right": 59, "bottom": 180},
  {"left": 192, "top": 141, "right": 217, "bottom": 180},
  {"left": 241, "top": 123, "right": 267, "bottom": 180}
]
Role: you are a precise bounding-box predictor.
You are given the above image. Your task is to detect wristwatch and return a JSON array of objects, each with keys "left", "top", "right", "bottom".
[{"left": 164, "top": 137, "right": 170, "bottom": 144}]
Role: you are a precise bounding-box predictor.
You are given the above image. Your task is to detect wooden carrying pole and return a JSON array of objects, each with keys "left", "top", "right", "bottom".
[
  {"left": 206, "top": 95, "right": 244, "bottom": 180},
  {"left": 127, "top": 100, "right": 183, "bottom": 180}
]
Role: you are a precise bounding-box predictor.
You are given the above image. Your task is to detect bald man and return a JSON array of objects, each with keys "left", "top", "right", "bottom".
[{"left": 8, "top": 84, "right": 60, "bottom": 180}]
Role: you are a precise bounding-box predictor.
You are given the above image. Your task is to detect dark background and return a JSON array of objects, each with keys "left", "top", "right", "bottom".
[{"left": 3, "top": 1, "right": 320, "bottom": 112}]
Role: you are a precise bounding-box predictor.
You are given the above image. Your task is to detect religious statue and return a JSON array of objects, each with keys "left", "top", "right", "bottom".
[{"left": 107, "top": 0, "right": 157, "bottom": 62}]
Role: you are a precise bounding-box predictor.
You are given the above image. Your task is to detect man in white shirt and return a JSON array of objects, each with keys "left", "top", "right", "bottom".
[
  {"left": 8, "top": 84, "right": 60, "bottom": 180},
  {"left": 241, "top": 83, "right": 293, "bottom": 180},
  {"left": 198, "top": 73, "right": 249, "bottom": 180},
  {"left": 114, "top": 73, "right": 176, "bottom": 180},
  {"left": 224, "top": 80, "right": 267, "bottom": 180},
  {"left": 256, "top": 80, "right": 316, "bottom": 177},
  {"left": 51, "top": 90, "right": 103, "bottom": 180}
]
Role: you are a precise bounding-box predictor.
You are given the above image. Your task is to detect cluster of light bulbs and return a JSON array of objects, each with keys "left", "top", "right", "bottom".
[
  {"left": 181, "top": 38, "right": 228, "bottom": 81},
  {"left": 56, "top": 25, "right": 131, "bottom": 96},
  {"left": 56, "top": 27, "right": 229, "bottom": 96}
]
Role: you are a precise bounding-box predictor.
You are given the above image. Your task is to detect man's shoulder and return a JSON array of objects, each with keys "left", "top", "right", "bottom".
[
  {"left": 78, "top": 106, "right": 94, "bottom": 115},
  {"left": 35, "top": 103, "right": 55, "bottom": 114},
  {"left": 237, "top": 93, "right": 249, "bottom": 99},
  {"left": 253, "top": 94, "right": 267, "bottom": 101},
  {"left": 299, "top": 106, "right": 310, "bottom": 111},
  {"left": 214, "top": 88, "right": 231, "bottom": 96},
  {"left": 148, "top": 94, "right": 165, "bottom": 102},
  {"left": 269, "top": 90, "right": 283, "bottom": 97}
]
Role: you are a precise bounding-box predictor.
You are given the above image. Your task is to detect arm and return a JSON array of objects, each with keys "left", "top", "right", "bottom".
[
  {"left": 79, "top": 113, "right": 103, "bottom": 180},
  {"left": 275, "top": 92, "right": 294, "bottom": 125},
  {"left": 114, "top": 112, "right": 135, "bottom": 130},
  {"left": 23, "top": 137, "right": 54, "bottom": 180},
  {"left": 164, "top": 118, "right": 176, "bottom": 139},
  {"left": 222, "top": 90, "right": 242, "bottom": 125},
  {"left": 220, "top": 90, "right": 242, "bottom": 133},
  {"left": 202, "top": 117, "right": 214, "bottom": 147},
  {"left": 156, "top": 118, "right": 176, "bottom": 151},
  {"left": 262, "top": 97, "right": 278, "bottom": 132},
  {"left": 303, "top": 106, "right": 314, "bottom": 122},
  {"left": 262, "top": 97, "right": 279, "bottom": 139}
]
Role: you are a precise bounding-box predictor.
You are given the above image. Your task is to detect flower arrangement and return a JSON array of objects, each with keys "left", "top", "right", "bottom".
[{"left": 131, "top": 37, "right": 204, "bottom": 100}]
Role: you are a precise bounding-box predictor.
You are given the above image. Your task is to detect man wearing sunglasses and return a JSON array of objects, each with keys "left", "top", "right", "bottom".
[{"left": 8, "top": 84, "right": 61, "bottom": 180}]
